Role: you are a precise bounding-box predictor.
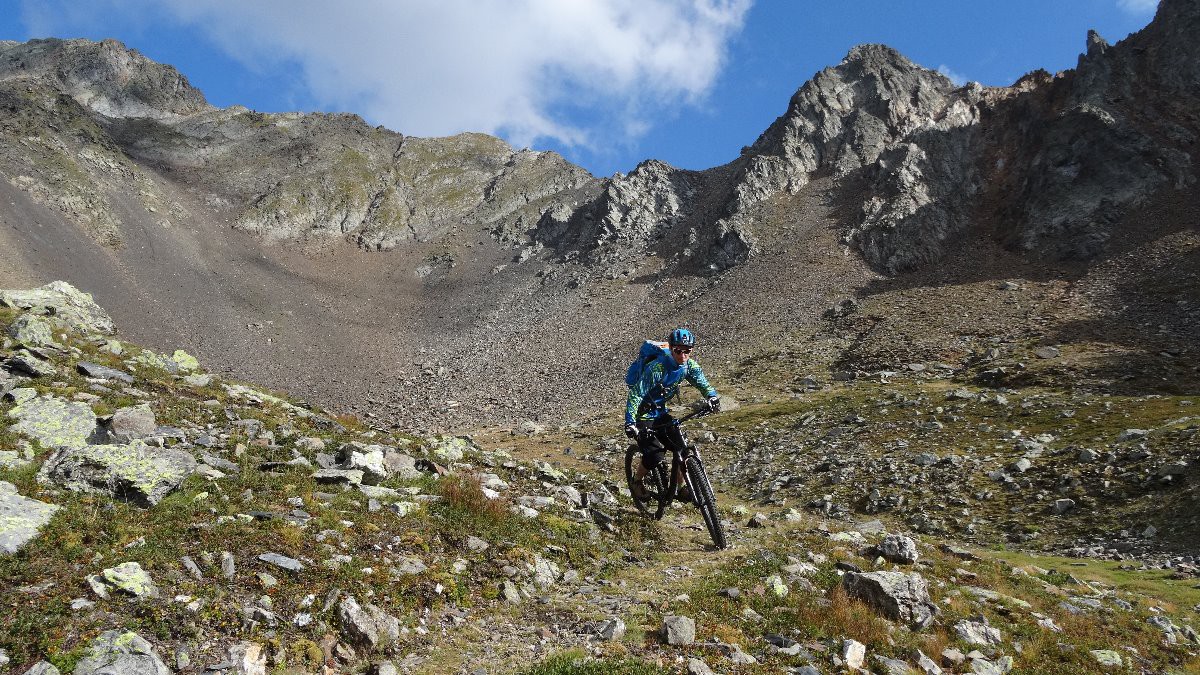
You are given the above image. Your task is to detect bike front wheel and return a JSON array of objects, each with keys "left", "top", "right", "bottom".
[
  {"left": 625, "top": 445, "right": 671, "bottom": 520},
  {"left": 685, "top": 455, "right": 727, "bottom": 549}
]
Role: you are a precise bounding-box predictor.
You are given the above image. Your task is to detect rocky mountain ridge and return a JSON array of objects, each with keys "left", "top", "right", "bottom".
[{"left": 2, "top": 0, "right": 1196, "bottom": 277}]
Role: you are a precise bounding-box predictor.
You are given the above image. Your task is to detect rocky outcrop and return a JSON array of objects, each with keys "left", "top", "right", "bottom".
[
  {"left": 38, "top": 441, "right": 197, "bottom": 507},
  {"left": 0, "top": 281, "right": 115, "bottom": 335}
]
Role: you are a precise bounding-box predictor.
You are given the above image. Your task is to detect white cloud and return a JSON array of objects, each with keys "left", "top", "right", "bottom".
[
  {"left": 21, "top": 0, "right": 751, "bottom": 160},
  {"left": 937, "top": 64, "right": 966, "bottom": 87},
  {"left": 1117, "top": 0, "right": 1159, "bottom": 13}
]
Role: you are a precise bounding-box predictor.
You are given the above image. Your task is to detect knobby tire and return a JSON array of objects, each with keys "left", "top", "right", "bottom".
[{"left": 686, "top": 455, "right": 727, "bottom": 549}]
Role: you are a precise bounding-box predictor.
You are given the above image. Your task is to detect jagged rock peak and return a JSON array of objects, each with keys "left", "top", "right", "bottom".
[{"left": 0, "top": 37, "right": 210, "bottom": 120}]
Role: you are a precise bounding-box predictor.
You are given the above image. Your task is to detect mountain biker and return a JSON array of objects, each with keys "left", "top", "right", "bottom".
[{"left": 625, "top": 328, "right": 720, "bottom": 500}]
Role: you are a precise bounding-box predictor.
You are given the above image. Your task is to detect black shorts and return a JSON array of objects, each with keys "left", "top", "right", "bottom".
[{"left": 636, "top": 418, "right": 684, "bottom": 469}]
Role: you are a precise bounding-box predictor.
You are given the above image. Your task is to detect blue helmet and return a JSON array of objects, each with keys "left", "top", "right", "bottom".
[{"left": 668, "top": 328, "right": 696, "bottom": 347}]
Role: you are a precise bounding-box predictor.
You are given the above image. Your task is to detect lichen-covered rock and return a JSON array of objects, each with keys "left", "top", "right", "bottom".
[
  {"left": 7, "top": 314, "right": 59, "bottom": 348},
  {"left": 0, "top": 481, "right": 61, "bottom": 554},
  {"left": 38, "top": 440, "right": 196, "bottom": 507},
  {"left": 0, "top": 281, "right": 115, "bottom": 335},
  {"left": 73, "top": 630, "right": 172, "bottom": 675},
  {"left": 427, "top": 436, "right": 471, "bottom": 463},
  {"left": 8, "top": 394, "right": 99, "bottom": 449},
  {"left": 843, "top": 570, "right": 938, "bottom": 629},
  {"left": 91, "top": 561, "right": 159, "bottom": 598},
  {"left": 131, "top": 349, "right": 197, "bottom": 375}
]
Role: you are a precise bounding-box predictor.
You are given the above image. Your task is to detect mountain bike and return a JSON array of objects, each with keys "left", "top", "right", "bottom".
[{"left": 624, "top": 404, "right": 727, "bottom": 549}]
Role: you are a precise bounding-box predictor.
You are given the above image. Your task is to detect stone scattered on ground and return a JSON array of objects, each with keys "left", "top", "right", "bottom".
[
  {"left": 72, "top": 630, "right": 171, "bottom": 675},
  {"left": 0, "top": 481, "right": 61, "bottom": 554},
  {"left": 663, "top": 615, "right": 696, "bottom": 645},
  {"left": 88, "top": 561, "right": 159, "bottom": 599},
  {"left": 843, "top": 570, "right": 938, "bottom": 629}
]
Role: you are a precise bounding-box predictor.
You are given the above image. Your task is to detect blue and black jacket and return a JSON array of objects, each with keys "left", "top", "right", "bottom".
[{"left": 625, "top": 350, "right": 717, "bottom": 427}]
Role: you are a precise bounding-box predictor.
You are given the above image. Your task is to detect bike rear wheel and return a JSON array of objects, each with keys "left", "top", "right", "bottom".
[
  {"left": 625, "top": 445, "right": 671, "bottom": 520},
  {"left": 686, "top": 455, "right": 727, "bottom": 549}
]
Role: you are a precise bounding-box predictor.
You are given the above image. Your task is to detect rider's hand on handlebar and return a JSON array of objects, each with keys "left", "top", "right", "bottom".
[
  {"left": 625, "top": 424, "right": 639, "bottom": 439},
  {"left": 706, "top": 395, "right": 721, "bottom": 413}
]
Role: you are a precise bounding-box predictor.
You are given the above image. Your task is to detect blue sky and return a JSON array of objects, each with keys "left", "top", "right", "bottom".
[{"left": 3, "top": 0, "right": 1160, "bottom": 177}]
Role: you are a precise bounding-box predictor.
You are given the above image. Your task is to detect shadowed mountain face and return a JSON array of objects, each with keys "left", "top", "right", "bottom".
[{"left": 0, "top": 0, "right": 1197, "bottom": 430}]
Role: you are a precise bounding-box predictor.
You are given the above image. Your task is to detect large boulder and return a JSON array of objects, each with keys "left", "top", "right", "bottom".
[
  {"left": 38, "top": 441, "right": 196, "bottom": 507},
  {"left": 104, "top": 404, "right": 158, "bottom": 443},
  {"left": 73, "top": 630, "right": 172, "bottom": 675},
  {"left": 338, "top": 596, "right": 400, "bottom": 650},
  {"left": 0, "top": 481, "right": 61, "bottom": 554},
  {"left": 8, "top": 395, "right": 99, "bottom": 449},
  {"left": 0, "top": 281, "right": 115, "bottom": 335},
  {"left": 843, "top": 570, "right": 938, "bottom": 629}
]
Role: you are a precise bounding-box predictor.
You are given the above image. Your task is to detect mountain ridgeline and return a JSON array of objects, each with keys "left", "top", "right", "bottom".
[{"left": 1, "top": 0, "right": 1196, "bottom": 274}]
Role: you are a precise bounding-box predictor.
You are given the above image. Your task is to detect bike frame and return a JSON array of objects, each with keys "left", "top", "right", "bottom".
[{"left": 646, "top": 407, "right": 710, "bottom": 505}]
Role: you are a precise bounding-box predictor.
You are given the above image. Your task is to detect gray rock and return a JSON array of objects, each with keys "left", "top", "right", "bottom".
[
  {"left": 382, "top": 450, "right": 420, "bottom": 479},
  {"left": 74, "top": 631, "right": 171, "bottom": 675},
  {"left": 1089, "top": 650, "right": 1123, "bottom": 668},
  {"left": 465, "top": 536, "right": 490, "bottom": 552},
  {"left": 105, "top": 404, "right": 157, "bottom": 443},
  {"left": 727, "top": 644, "right": 757, "bottom": 665},
  {"left": 8, "top": 394, "right": 99, "bottom": 449},
  {"left": 311, "top": 469, "right": 364, "bottom": 485},
  {"left": 596, "top": 617, "right": 626, "bottom": 641},
  {"left": 340, "top": 443, "right": 388, "bottom": 483},
  {"left": 76, "top": 361, "right": 134, "bottom": 383},
  {"left": 221, "top": 551, "right": 236, "bottom": 579},
  {"left": 1010, "top": 458, "right": 1032, "bottom": 473},
  {"left": 0, "top": 481, "right": 61, "bottom": 554},
  {"left": 25, "top": 661, "right": 62, "bottom": 675},
  {"left": 258, "top": 552, "right": 304, "bottom": 573},
  {"left": 5, "top": 352, "right": 59, "bottom": 378},
  {"left": 181, "top": 555, "right": 204, "bottom": 580},
  {"left": 916, "top": 649, "right": 943, "bottom": 674},
  {"left": 1115, "top": 429, "right": 1148, "bottom": 442},
  {"left": 338, "top": 596, "right": 400, "bottom": 650},
  {"left": 1052, "top": 498, "right": 1075, "bottom": 515},
  {"left": 954, "top": 617, "right": 1002, "bottom": 646},
  {"left": 38, "top": 441, "right": 196, "bottom": 507},
  {"left": 686, "top": 658, "right": 715, "bottom": 675},
  {"left": 663, "top": 615, "right": 696, "bottom": 645},
  {"left": 228, "top": 643, "right": 267, "bottom": 675},
  {"left": 875, "top": 654, "right": 913, "bottom": 675},
  {"left": 843, "top": 571, "right": 937, "bottom": 629},
  {"left": 879, "top": 533, "right": 920, "bottom": 564}
]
